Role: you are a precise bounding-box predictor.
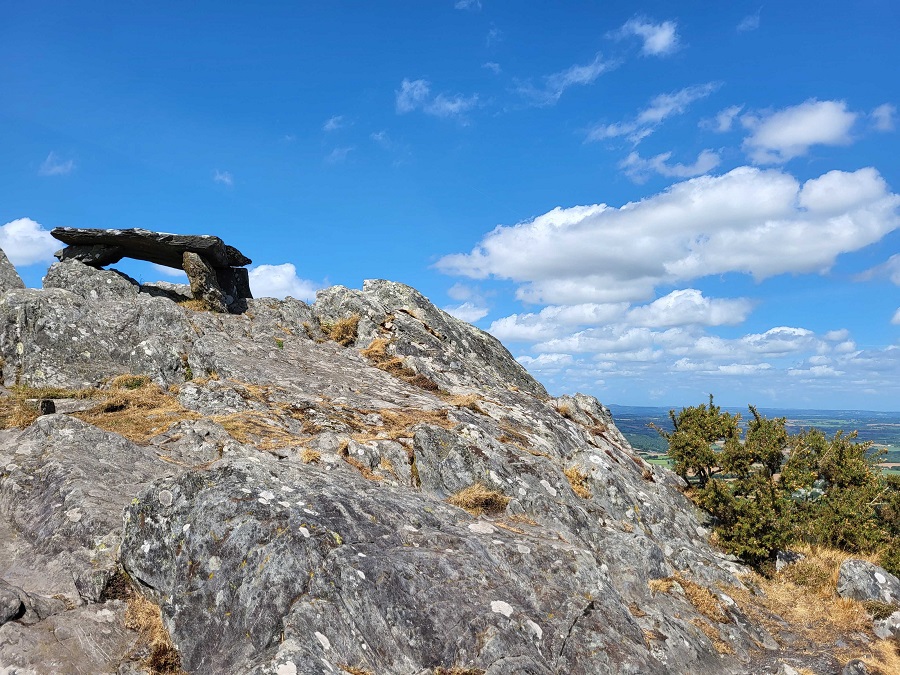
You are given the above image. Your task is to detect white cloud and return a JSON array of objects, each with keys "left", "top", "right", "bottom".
[
  {"left": 151, "top": 264, "right": 188, "bottom": 280},
  {"left": 443, "top": 302, "right": 489, "bottom": 323},
  {"left": 857, "top": 254, "right": 900, "bottom": 285},
  {"left": 325, "top": 147, "right": 354, "bottom": 164},
  {"left": 39, "top": 152, "right": 75, "bottom": 176},
  {"left": 620, "top": 149, "right": 720, "bottom": 182},
  {"left": 737, "top": 12, "right": 761, "bottom": 32},
  {"left": 323, "top": 115, "right": 345, "bottom": 132},
  {"left": 248, "top": 264, "right": 321, "bottom": 301},
  {"left": 395, "top": 79, "right": 477, "bottom": 119},
  {"left": 626, "top": 289, "right": 753, "bottom": 327},
  {"left": 0, "top": 218, "right": 59, "bottom": 266},
  {"left": 516, "top": 353, "right": 574, "bottom": 373},
  {"left": 741, "top": 99, "right": 858, "bottom": 163},
  {"left": 892, "top": 309, "right": 900, "bottom": 325},
  {"left": 489, "top": 302, "right": 629, "bottom": 342},
  {"left": 439, "top": 166, "right": 900, "bottom": 305},
  {"left": 455, "top": 0, "right": 481, "bottom": 10},
  {"left": 213, "top": 170, "right": 233, "bottom": 186},
  {"left": 872, "top": 104, "right": 896, "bottom": 132},
  {"left": 518, "top": 54, "right": 616, "bottom": 106},
  {"left": 614, "top": 18, "right": 680, "bottom": 56},
  {"left": 824, "top": 329, "right": 850, "bottom": 341},
  {"left": 482, "top": 62, "right": 501, "bottom": 74},
  {"left": 707, "top": 105, "right": 743, "bottom": 133},
  {"left": 587, "top": 83, "right": 719, "bottom": 144}
]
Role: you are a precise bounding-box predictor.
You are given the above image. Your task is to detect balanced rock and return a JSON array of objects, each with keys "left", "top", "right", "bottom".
[{"left": 51, "top": 227, "right": 253, "bottom": 313}]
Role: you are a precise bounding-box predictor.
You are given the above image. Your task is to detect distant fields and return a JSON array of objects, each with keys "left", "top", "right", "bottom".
[{"left": 609, "top": 404, "right": 900, "bottom": 470}]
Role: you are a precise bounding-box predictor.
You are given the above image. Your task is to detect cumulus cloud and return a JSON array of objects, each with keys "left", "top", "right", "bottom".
[
  {"left": 0, "top": 218, "right": 59, "bottom": 266},
  {"left": 858, "top": 254, "right": 900, "bottom": 284},
  {"left": 626, "top": 289, "right": 753, "bottom": 327},
  {"left": 396, "top": 79, "right": 477, "bottom": 119},
  {"left": 482, "top": 62, "right": 501, "bottom": 74},
  {"left": 39, "top": 152, "right": 75, "bottom": 176},
  {"left": 741, "top": 99, "right": 858, "bottom": 163},
  {"left": 213, "top": 170, "right": 233, "bottom": 186},
  {"left": 454, "top": 0, "right": 481, "bottom": 10},
  {"left": 517, "top": 53, "right": 617, "bottom": 106},
  {"left": 613, "top": 18, "right": 680, "bottom": 56},
  {"left": 325, "top": 147, "right": 354, "bottom": 164},
  {"left": 443, "top": 302, "right": 489, "bottom": 323},
  {"left": 248, "top": 264, "right": 321, "bottom": 301},
  {"left": 893, "top": 309, "right": 900, "bottom": 325},
  {"left": 587, "top": 83, "right": 719, "bottom": 143},
  {"left": 438, "top": 166, "right": 900, "bottom": 305},
  {"left": 620, "top": 149, "right": 720, "bottom": 182},
  {"left": 872, "top": 103, "right": 896, "bottom": 132}
]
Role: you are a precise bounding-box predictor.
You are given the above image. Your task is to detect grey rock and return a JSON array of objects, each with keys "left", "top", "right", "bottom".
[
  {"left": 38, "top": 399, "right": 55, "bottom": 415},
  {"left": 837, "top": 559, "right": 900, "bottom": 604},
  {"left": 0, "top": 248, "right": 25, "bottom": 293},
  {"left": 0, "top": 578, "right": 23, "bottom": 624},
  {"left": 140, "top": 280, "right": 192, "bottom": 302},
  {"left": 842, "top": 659, "right": 871, "bottom": 675},
  {"left": 873, "top": 609, "right": 900, "bottom": 640},
  {"left": 52, "top": 227, "right": 251, "bottom": 268},
  {"left": 183, "top": 251, "right": 227, "bottom": 313},
  {"left": 55, "top": 242, "right": 124, "bottom": 267},
  {"left": 43, "top": 259, "right": 140, "bottom": 301},
  {"left": 776, "top": 549, "right": 805, "bottom": 572},
  {"left": 0, "top": 601, "right": 137, "bottom": 674}
]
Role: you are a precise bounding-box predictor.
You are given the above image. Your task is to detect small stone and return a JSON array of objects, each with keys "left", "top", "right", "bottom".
[{"left": 38, "top": 399, "right": 56, "bottom": 415}]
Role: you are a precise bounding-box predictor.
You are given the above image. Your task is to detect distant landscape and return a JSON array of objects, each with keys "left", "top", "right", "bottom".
[{"left": 609, "top": 404, "right": 900, "bottom": 471}]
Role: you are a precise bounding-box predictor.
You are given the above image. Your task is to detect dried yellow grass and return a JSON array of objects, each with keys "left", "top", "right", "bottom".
[
  {"left": 674, "top": 573, "right": 729, "bottom": 624},
  {"left": 564, "top": 466, "right": 592, "bottom": 499},
  {"left": 125, "top": 593, "right": 184, "bottom": 674},
  {"left": 648, "top": 578, "right": 675, "bottom": 594},
  {"left": 338, "top": 666, "right": 374, "bottom": 675},
  {"left": 300, "top": 448, "right": 321, "bottom": 464},
  {"left": 442, "top": 393, "right": 482, "bottom": 413},
  {"left": 327, "top": 315, "right": 360, "bottom": 347},
  {"left": 0, "top": 384, "right": 101, "bottom": 429},
  {"left": 361, "top": 338, "right": 440, "bottom": 392},
  {"left": 690, "top": 618, "right": 734, "bottom": 655},
  {"left": 212, "top": 411, "right": 295, "bottom": 450},
  {"left": 176, "top": 298, "right": 209, "bottom": 312},
  {"left": 447, "top": 483, "right": 510, "bottom": 517},
  {"left": 338, "top": 439, "right": 383, "bottom": 481},
  {"left": 74, "top": 378, "right": 199, "bottom": 443}
]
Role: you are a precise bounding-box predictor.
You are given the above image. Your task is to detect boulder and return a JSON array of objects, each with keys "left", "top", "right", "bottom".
[
  {"left": 52, "top": 227, "right": 251, "bottom": 268},
  {"left": 182, "top": 251, "right": 227, "bottom": 313},
  {"left": 0, "top": 248, "right": 25, "bottom": 293},
  {"left": 837, "top": 559, "right": 900, "bottom": 604},
  {"left": 873, "top": 610, "right": 900, "bottom": 640}
]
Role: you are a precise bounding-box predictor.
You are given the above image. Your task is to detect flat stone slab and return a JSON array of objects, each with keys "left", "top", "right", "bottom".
[{"left": 51, "top": 227, "right": 251, "bottom": 270}]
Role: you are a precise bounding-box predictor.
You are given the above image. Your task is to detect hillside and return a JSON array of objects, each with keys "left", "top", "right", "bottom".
[{"left": 0, "top": 254, "right": 897, "bottom": 674}]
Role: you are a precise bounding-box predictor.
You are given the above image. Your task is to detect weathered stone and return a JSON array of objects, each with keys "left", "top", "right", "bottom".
[
  {"left": 873, "top": 610, "right": 900, "bottom": 640},
  {"left": 0, "top": 248, "right": 25, "bottom": 293},
  {"left": 52, "top": 227, "right": 251, "bottom": 268},
  {"left": 216, "top": 266, "right": 253, "bottom": 312},
  {"left": 837, "top": 559, "right": 900, "bottom": 604},
  {"left": 43, "top": 259, "right": 140, "bottom": 301},
  {"left": 842, "top": 659, "right": 871, "bottom": 675},
  {"left": 54, "top": 243, "right": 124, "bottom": 267},
  {"left": 38, "top": 399, "right": 55, "bottom": 415},
  {"left": 140, "top": 280, "right": 192, "bottom": 302},
  {"left": 183, "top": 251, "right": 227, "bottom": 313}
]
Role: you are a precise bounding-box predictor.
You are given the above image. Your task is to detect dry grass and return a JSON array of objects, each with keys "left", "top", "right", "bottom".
[
  {"left": 72, "top": 379, "right": 199, "bottom": 444},
  {"left": 557, "top": 403, "right": 574, "bottom": 419},
  {"left": 433, "top": 668, "right": 486, "bottom": 675},
  {"left": 508, "top": 513, "right": 538, "bottom": 527},
  {"left": 728, "top": 545, "right": 900, "bottom": 672},
  {"left": 447, "top": 483, "right": 510, "bottom": 517},
  {"left": 564, "top": 466, "right": 592, "bottom": 499},
  {"left": 497, "top": 422, "right": 532, "bottom": 449},
  {"left": 176, "top": 298, "right": 209, "bottom": 312},
  {"left": 648, "top": 578, "right": 675, "bottom": 594},
  {"left": 350, "top": 407, "right": 454, "bottom": 443},
  {"left": 125, "top": 593, "right": 184, "bottom": 674},
  {"left": 361, "top": 338, "right": 441, "bottom": 392},
  {"left": 690, "top": 618, "right": 734, "bottom": 655},
  {"left": 212, "top": 411, "right": 295, "bottom": 450},
  {"left": 442, "top": 393, "right": 482, "bottom": 413},
  {"left": 327, "top": 315, "right": 360, "bottom": 347},
  {"left": 300, "top": 447, "right": 321, "bottom": 464},
  {"left": 339, "top": 666, "right": 374, "bottom": 675},
  {"left": 674, "top": 573, "right": 730, "bottom": 624},
  {"left": 0, "top": 384, "right": 101, "bottom": 429}
]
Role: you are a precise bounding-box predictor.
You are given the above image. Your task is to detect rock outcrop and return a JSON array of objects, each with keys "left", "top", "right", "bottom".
[
  {"left": 0, "top": 254, "right": 887, "bottom": 674},
  {"left": 51, "top": 227, "right": 252, "bottom": 312}
]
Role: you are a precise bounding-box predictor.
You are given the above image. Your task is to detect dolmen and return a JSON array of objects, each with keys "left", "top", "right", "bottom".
[{"left": 51, "top": 227, "right": 253, "bottom": 313}]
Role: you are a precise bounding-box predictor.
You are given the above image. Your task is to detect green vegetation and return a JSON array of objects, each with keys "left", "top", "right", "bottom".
[{"left": 656, "top": 395, "right": 900, "bottom": 573}]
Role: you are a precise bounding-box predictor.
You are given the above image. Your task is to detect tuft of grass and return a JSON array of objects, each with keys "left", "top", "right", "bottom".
[
  {"left": 447, "top": 483, "right": 510, "bottom": 517},
  {"left": 690, "top": 618, "right": 734, "bottom": 655},
  {"left": 339, "top": 666, "right": 374, "bottom": 675},
  {"left": 674, "top": 573, "right": 730, "bottom": 624},
  {"left": 300, "top": 447, "right": 321, "bottom": 464},
  {"left": 564, "top": 466, "right": 592, "bottom": 499},
  {"left": 648, "top": 578, "right": 675, "bottom": 594},
  {"left": 176, "top": 298, "right": 208, "bottom": 312},
  {"left": 327, "top": 315, "right": 360, "bottom": 347},
  {"left": 443, "top": 393, "right": 482, "bottom": 413},
  {"left": 361, "top": 338, "right": 441, "bottom": 392},
  {"left": 75, "top": 378, "right": 199, "bottom": 444},
  {"left": 557, "top": 403, "right": 574, "bottom": 419},
  {"left": 0, "top": 384, "right": 101, "bottom": 429},
  {"left": 125, "top": 592, "right": 184, "bottom": 674},
  {"left": 212, "top": 411, "right": 295, "bottom": 450},
  {"left": 433, "top": 668, "right": 486, "bottom": 675},
  {"left": 274, "top": 337, "right": 284, "bottom": 349}
]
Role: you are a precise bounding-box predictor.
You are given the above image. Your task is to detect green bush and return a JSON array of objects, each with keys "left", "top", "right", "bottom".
[{"left": 658, "top": 396, "right": 900, "bottom": 572}]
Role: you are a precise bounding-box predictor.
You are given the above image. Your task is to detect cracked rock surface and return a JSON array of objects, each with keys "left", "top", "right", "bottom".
[{"left": 0, "top": 258, "right": 837, "bottom": 673}]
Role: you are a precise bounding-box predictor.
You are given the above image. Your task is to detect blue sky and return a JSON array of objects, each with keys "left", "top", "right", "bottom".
[{"left": 2, "top": 1, "right": 899, "bottom": 410}]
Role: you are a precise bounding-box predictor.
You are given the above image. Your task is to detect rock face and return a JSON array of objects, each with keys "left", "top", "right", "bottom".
[
  {"left": 0, "top": 249, "right": 24, "bottom": 293},
  {"left": 51, "top": 227, "right": 252, "bottom": 312},
  {"left": 0, "top": 259, "right": 862, "bottom": 673},
  {"left": 837, "top": 559, "right": 900, "bottom": 604}
]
